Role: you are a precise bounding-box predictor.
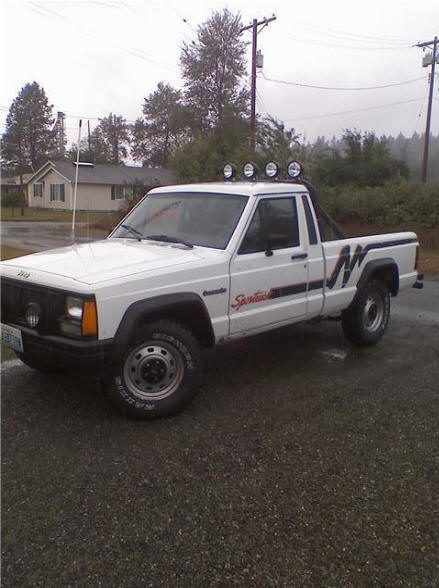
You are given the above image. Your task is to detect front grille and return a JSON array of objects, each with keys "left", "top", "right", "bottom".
[{"left": 1, "top": 278, "right": 66, "bottom": 335}]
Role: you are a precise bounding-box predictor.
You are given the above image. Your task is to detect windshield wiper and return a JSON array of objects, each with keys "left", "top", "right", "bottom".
[
  {"left": 146, "top": 234, "right": 194, "bottom": 249},
  {"left": 120, "top": 224, "right": 143, "bottom": 240}
]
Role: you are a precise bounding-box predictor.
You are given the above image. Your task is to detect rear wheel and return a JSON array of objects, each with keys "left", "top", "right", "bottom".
[
  {"left": 104, "top": 320, "right": 202, "bottom": 418},
  {"left": 342, "top": 279, "right": 390, "bottom": 346}
]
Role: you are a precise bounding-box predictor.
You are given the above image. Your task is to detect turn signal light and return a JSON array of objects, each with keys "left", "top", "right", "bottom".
[{"left": 82, "top": 301, "right": 98, "bottom": 337}]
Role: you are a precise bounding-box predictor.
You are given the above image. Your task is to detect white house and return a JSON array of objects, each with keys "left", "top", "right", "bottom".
[{"left": 27, "top": 160, "right": 174, "bottom": 212}]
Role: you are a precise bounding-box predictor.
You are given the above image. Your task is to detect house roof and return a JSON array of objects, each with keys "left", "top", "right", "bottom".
[{"left": 31, "top": 160, "right": 174, "bottom": 186}]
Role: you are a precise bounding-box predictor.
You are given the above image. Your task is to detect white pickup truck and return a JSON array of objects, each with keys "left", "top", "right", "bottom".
[{"left": 1, "top": 162, "right": 423, "bottom": 418}]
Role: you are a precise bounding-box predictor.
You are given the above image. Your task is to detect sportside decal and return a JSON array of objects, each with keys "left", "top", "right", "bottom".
[
  {"left": 326, "top": 238, "right": 417, "bottom": 290},
  {"left": 231, "top": 280, "right": 324, "bottom": 311},
  {"left": 230, "top": 237, "right": 416, "bottom": 311}
]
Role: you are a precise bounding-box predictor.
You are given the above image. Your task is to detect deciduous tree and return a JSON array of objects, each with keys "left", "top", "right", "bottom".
[
  {"left": 180, "top": 8, "right": 249, "bottom": 130},
  {"left": 92, "top": 113, "right": 130, "bottom": 164},
  {"left": 131, "top": 82, "right": 189, "bottom": 166}
]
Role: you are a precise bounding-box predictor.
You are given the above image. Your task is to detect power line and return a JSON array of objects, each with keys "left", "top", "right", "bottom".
[
  {"left": 276, "top": 29, "right": 413, "bottom": 51},
  {"left": 261, "top": 71, "right": 426, "bottom": 91},
  {"left": 164, "top": 0, "right": 198, "bottom": 35},
  {"left": 291, "top": 22, "right": 416, "bottom": 46},
  {"left": 283, "top": 96, "right": 426, "bottom": 122},
  {"left": 24, "top": 1, "right": 176, "bottom": 71}
]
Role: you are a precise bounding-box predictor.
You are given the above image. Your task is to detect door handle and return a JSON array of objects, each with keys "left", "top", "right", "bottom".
[{"left": 291, "top": 253, "right": 308, "bottom": 261}]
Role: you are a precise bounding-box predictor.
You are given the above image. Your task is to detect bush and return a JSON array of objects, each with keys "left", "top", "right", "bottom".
[{"left": 318, "top": 182, "right": 439, "bottom": 228}]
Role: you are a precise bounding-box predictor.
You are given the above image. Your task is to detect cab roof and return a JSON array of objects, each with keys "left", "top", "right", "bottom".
[{"left": 149, "top": 182, "right": 308, "bottom": 198}]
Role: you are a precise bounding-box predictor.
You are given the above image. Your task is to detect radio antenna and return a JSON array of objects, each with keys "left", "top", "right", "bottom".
[{"left": 71, "top": 119, "right": 82, "bottom": 243}]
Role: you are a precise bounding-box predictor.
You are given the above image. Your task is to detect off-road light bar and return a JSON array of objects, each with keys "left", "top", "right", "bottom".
[
  {"left": 243, "top": 162, "right": 258, "bottom": 180},
  {"left": 264, "top": 161, "right": 280, "bottom": 179},
  {"left": 287, "top": 160, "right": 304, "bottom": 179},
  {"left": 223, "top": 163, "right": 236, "bottom": 180}
]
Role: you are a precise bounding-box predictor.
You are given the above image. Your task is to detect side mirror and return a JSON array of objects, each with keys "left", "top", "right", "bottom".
[{"left": 265, "top": 238, "right": 274, "bottom": 257}]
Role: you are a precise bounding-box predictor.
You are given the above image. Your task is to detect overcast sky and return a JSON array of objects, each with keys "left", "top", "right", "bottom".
[{"left": 1, "top": 0, "right": 438, "bottom": 148}]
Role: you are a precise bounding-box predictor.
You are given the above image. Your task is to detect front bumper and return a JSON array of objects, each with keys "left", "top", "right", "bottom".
[{"left": 7, "top": 323, "right": 113, "bottom": 370}]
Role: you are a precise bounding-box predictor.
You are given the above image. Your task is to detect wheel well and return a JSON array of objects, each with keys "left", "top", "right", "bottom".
[
  {"left": 370, "top": 265, "right": 399, "bottom": 296},
  {"left": 140, "top": 301, "right": 215, "bottom": 348}
]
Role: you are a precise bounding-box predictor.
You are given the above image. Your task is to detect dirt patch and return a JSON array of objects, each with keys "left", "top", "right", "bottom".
[
  {"left": 419, "top": 249, "right": 439, "bottom": 278},
  {"left": 1, "top": 244, "right": 36, "bottom": 260}
]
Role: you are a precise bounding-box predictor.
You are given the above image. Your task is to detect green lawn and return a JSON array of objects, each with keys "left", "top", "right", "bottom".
[
  {"left": 1, "top": 206, "right": 113, "bottom": 223},
  {"left": 1, "top": 346, "right": 17, "bottom": 362}
]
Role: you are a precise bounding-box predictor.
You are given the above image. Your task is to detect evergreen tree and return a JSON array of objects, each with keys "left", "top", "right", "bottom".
[
  {"left": 1, "top": 81, "right": 56, "bottom": 173},
  {"left": 180, "top": 8, "right": 249, "bottom": 130},
  {"left": 91, "top": 113, "right": 130, "bottom": 164}
]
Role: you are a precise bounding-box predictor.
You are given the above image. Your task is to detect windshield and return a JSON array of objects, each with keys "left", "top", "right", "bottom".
[{"left": 111, "top": 192, "right": 248, "bottom": 249}]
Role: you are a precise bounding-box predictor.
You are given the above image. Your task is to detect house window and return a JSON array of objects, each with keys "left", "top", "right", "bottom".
[
  {"left": 111, "top": 185, "right": 134, "bottom": 200},
  {"left": 33, "top": 183, "right": 43, "bottom": 198},
  {"left": 50, "top": 184, "right": 65, "bottom": 202}
]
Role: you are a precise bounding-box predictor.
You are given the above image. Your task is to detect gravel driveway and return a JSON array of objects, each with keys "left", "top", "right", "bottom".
[{"left": 2, "top": 282, "right": 439, "bottom": 586}]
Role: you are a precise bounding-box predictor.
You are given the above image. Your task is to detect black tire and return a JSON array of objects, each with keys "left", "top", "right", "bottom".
[
  {"left": 341, "top": 279, "right": 390, "bottom": 346},
  {"left": 104, "top": 320, "right": 202, "bottom": 419},
  {"left": 15, "top": 351, "right": 62, "bottom": 373}
]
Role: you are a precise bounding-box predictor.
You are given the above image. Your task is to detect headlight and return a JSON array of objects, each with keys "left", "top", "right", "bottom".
[
  {"left": 60, "top": 296, "right": 98, "bottom": 338},
  {"left": 66, "top": 296, "right": 83, "bottom": 319}
]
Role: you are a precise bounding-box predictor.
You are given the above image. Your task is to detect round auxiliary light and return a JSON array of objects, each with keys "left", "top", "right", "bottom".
[
  {"left": 223, "top": 163, "right": 236, "bottom": 181},
  {"left": 264, "top": 161, "right": 280, "bottom": 179},
  {"left": 287, "top": 160, "right": 304, "bottom": 179},
  {"left": 25, "top": 302, "right": 41, "bottom": 328},
  {"left": 243, "top": 162, "right": 257, "bottom": 180}
]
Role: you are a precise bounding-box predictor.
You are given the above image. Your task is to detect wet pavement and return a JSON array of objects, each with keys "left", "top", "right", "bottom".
[
  {"left": 0, "top": 221, "right": 94, "bottom": 251},
  {"left": 1, "top": 281, "right": 438, "bottom": 586}
]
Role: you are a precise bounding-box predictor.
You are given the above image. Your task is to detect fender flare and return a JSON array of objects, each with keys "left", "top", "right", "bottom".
[
  {"left": 111, "top": 292, "right": 215, "bottom": 360},
  {"left": 353, "top": 258, "right": 399, "bottom": 303}
]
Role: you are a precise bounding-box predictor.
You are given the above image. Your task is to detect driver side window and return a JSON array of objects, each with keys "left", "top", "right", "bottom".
[{"left": 239, "top": 197, "right": 300, "bottom": 254}]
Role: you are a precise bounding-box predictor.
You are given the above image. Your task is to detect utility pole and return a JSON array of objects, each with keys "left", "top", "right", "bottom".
[
  {"left": 241, "top": 15, "right": 276, "bottom": 151},
  {"left": 87, "top": 120, "right": 91, "bottom": 154},
  {"left": 416, "top": 36, "right": 438, "bottom": 183}
]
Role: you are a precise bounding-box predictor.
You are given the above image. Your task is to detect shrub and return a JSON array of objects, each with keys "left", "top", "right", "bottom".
[{"left": 319, "top": 182, "right": 439, "bottom": 228}]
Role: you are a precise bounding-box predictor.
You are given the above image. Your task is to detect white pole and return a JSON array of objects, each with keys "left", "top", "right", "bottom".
[{"left": 71, "top": 119, "right": 82, "bottom": 242}]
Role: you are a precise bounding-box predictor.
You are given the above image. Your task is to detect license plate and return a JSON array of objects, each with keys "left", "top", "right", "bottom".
[{"left": 1, "top": 323, "right": 24, "bottom": 353}]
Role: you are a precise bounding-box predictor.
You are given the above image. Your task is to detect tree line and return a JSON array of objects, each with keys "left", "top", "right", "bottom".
[{"left": 2, "top": 8, "right": 438, "bottom": 189}]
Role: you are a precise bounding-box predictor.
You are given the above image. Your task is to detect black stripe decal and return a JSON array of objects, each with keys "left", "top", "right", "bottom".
[
  {"left": 326, "top": 238, "right": 417, "bottom": 290},
  {"left": 270, "top": 279, "right": 324, "bottom": 299}
]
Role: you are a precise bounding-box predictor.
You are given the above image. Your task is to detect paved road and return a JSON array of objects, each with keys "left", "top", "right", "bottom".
[
  {"left": 0, "top": 221, "right": 94, "bottom": 251},
  {"left": 2, "top": 282, "right": 438, "bottom": 586}
]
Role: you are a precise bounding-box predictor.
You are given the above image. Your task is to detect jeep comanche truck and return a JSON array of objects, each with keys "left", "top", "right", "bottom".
[{"left": 0, "top": 162, "right": 423, "bottom": 418}]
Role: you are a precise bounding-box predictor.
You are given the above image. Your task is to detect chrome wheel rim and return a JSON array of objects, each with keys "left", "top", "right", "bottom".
[
  {"left": 362, "top": 292, "right": 385, "bottom": 333},
  {"left": 123, "top": 341, "right": 184, "bottom": 400}
]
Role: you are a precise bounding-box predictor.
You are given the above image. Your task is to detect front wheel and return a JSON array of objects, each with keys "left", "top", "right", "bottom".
[
  {"left": 104, "top": 320, "right": 202, "bottom": 419},
  {"left": 341, "top": 279, "right": 390, "bottom": 346}
]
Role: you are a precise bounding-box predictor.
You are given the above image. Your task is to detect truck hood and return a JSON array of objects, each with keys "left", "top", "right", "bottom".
[{"left": 1, "top": 239, "right": 209, "bottom": 285}]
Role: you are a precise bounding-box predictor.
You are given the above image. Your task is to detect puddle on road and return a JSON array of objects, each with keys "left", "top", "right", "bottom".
[{"left": 321, "top": 348, "right": 349, "bottom": 362}]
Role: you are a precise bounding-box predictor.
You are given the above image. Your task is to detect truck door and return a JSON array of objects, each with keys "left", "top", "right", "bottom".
[{"left": 229, "top": 195, "right": 309, "bottom": 335}]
